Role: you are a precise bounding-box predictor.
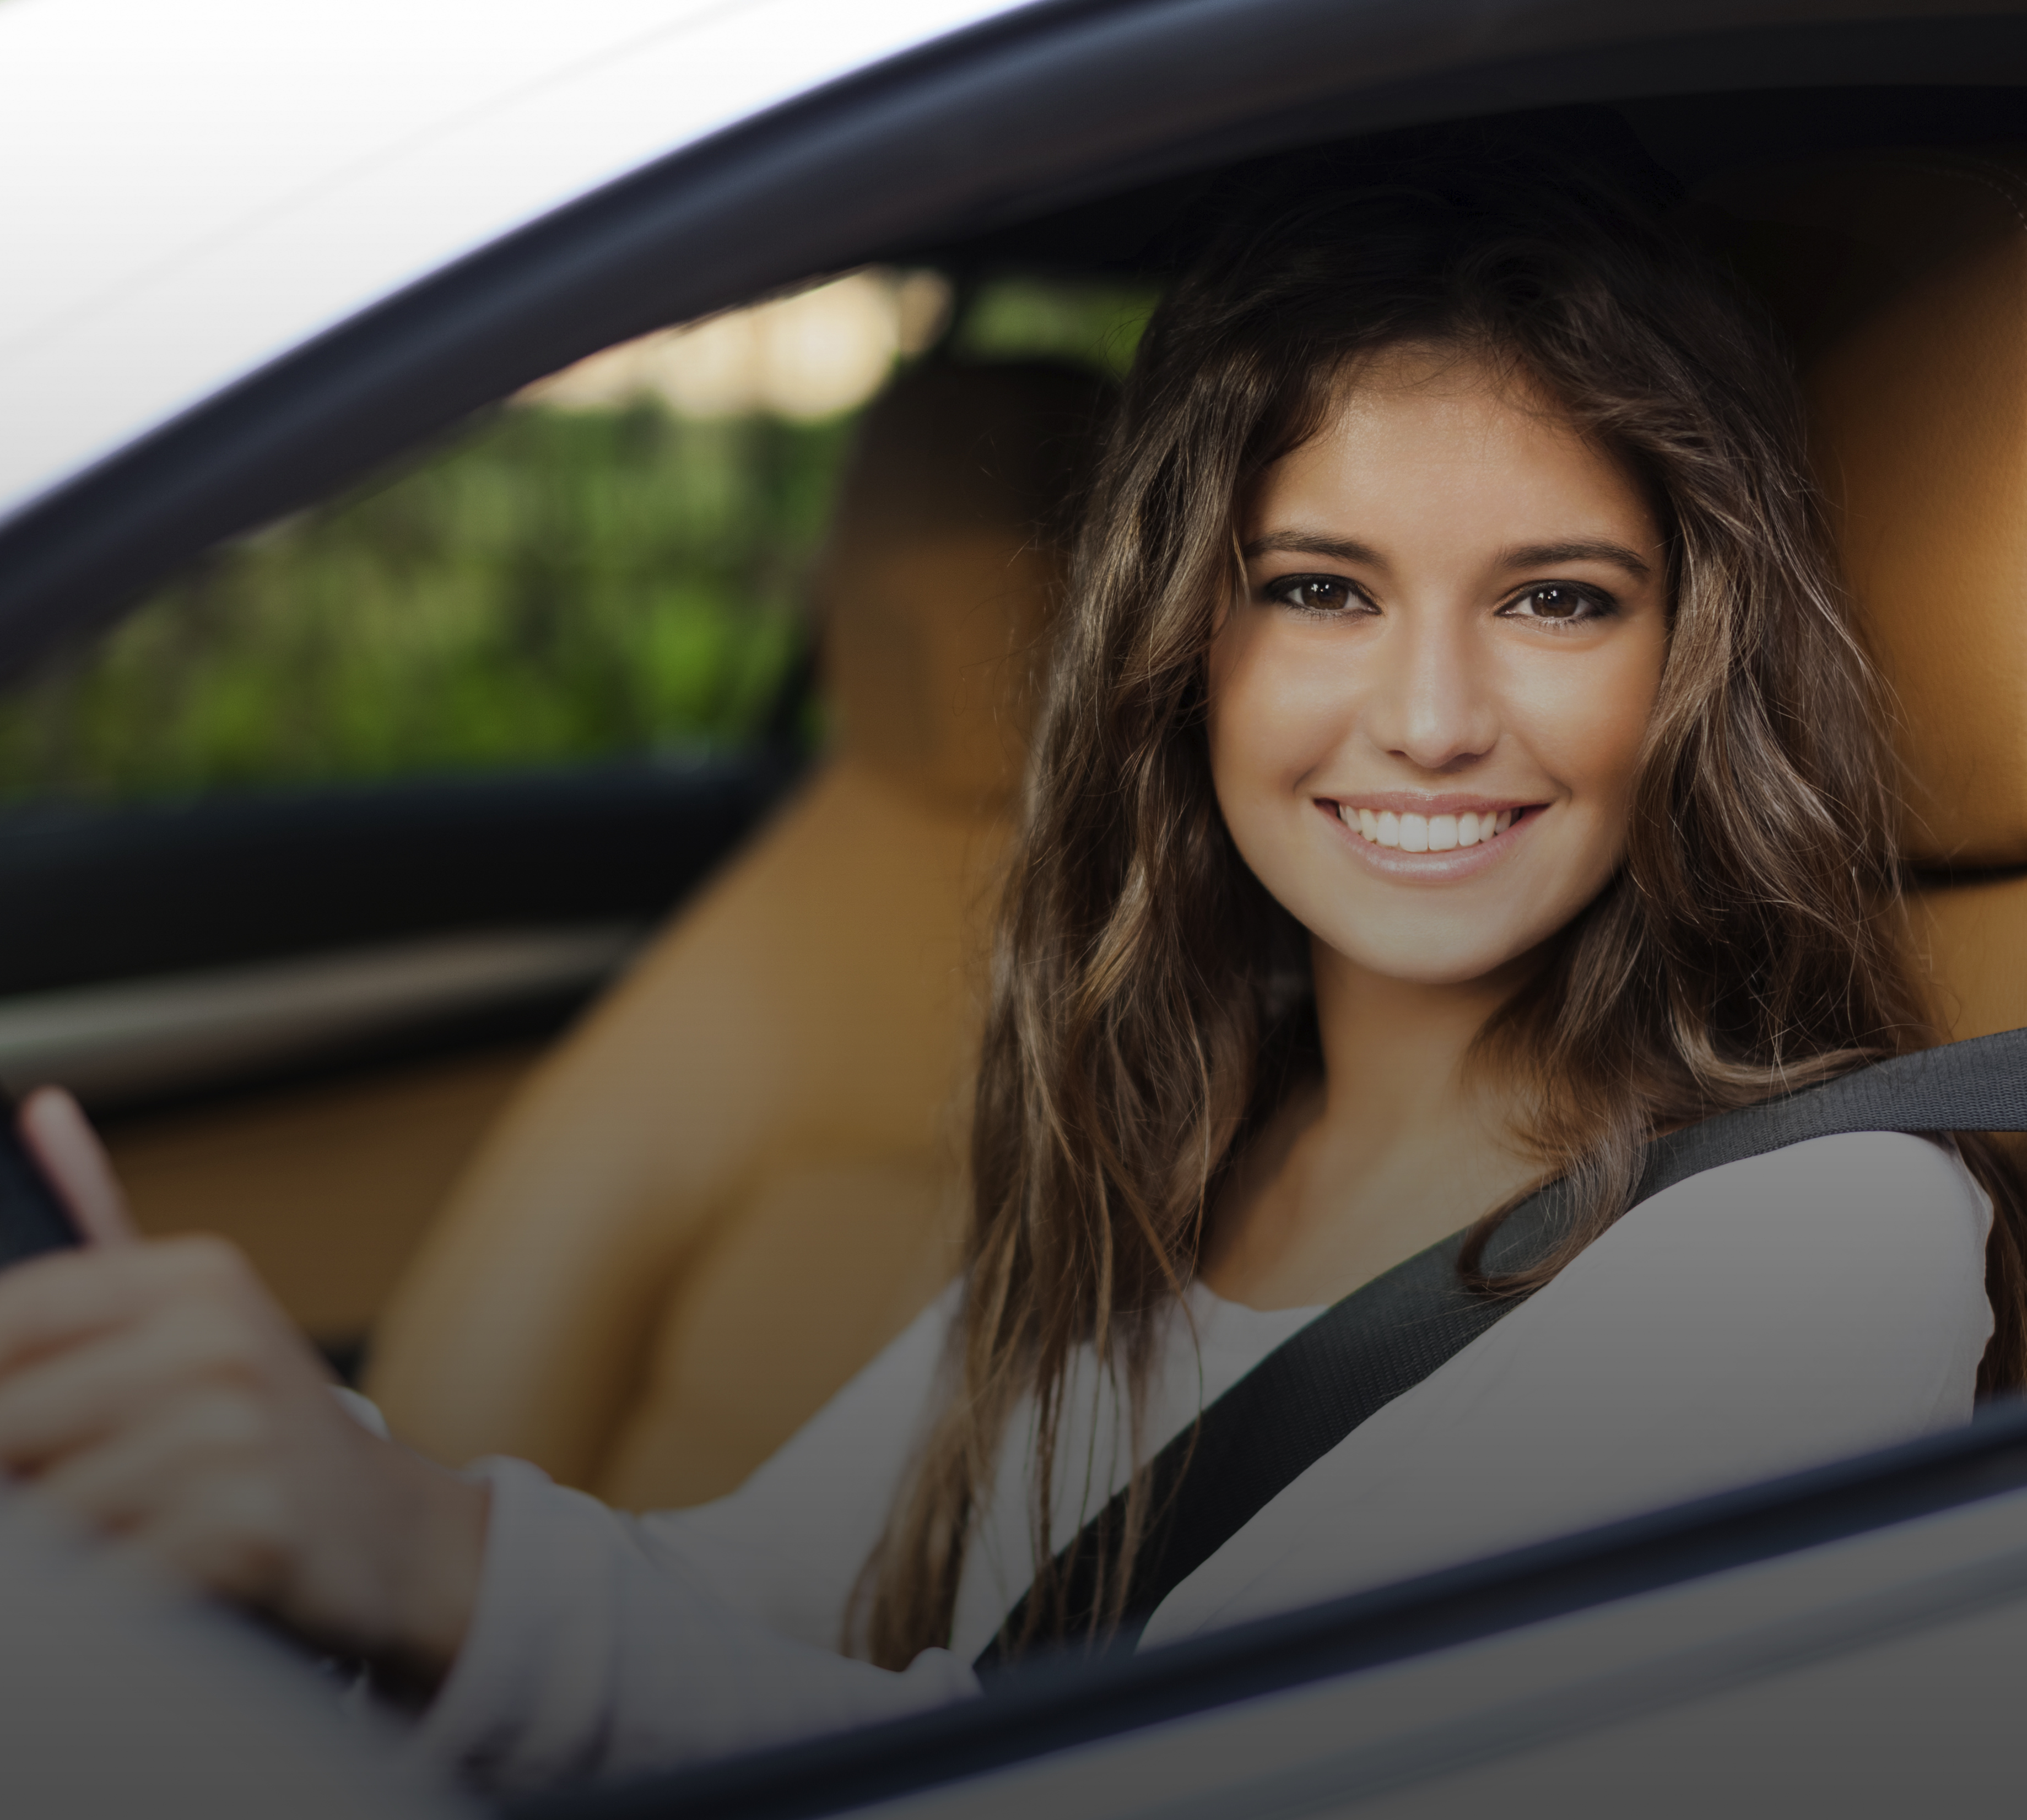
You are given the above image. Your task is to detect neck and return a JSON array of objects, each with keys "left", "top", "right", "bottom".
[
  {"left": 1309, "top": 939, "right": 1533, "bottom": 1141},
  {"left": 1197, "top": 936, "right": 1549, "bottom": 1309}
]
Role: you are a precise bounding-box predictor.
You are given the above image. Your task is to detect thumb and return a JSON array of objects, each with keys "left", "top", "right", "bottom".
[{"left": 18, "top": 1087, "right": 136, "bottom": 1246}]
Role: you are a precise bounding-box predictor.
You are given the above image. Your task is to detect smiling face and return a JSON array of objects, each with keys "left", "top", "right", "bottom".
[{"left": 1207, "top": 343, "right": 1670, "bottom": 991}]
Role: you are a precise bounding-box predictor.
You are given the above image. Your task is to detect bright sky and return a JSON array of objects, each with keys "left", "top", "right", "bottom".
[{"left": 0, "top": 0, "right": 1030, "bottom": 521}]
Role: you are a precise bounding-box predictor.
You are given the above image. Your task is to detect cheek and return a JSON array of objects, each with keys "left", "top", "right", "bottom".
[
  {"left": 1207, "top": 619, "right": 1350, "bottom": 801},
  {"left": 1515, "top": 633, "right": 1664, "bottom": 822}
]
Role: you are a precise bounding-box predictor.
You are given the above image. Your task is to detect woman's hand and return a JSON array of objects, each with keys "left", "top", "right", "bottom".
[{"left": 0, "top": 1088, "right": 488, "bottom": 1690}]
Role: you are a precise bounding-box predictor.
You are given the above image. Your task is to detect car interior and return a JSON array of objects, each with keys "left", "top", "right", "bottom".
[
  {"left": 5, "top": 14, "right": 2027, "bottom": 1801},
  {"left": 0, "top": 87, "right": 2023, "bottom": 1528}
]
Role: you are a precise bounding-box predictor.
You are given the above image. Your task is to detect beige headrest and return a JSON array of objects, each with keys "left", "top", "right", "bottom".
[
  {"left": 815, "top": 360, "right": 1110, "bottom": 816},
  {"left": 1699, "top": 150, "right": 2027, "bottom": 868}
]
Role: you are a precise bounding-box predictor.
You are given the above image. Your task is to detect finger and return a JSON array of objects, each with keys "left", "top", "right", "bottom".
[
  {"left": 0, "top": 1235, "right": 256, "bottom": 1379},
  {"left": 30, "top": 1388, "right": 275, "bottom": 1539},
  {"left": 0, "top": 1296, "right": 261, "bottom": 1471},
  {"left": 19, "top": 1087, "right": 136, "bottom": 1245},
  {"left": 106, "top": 1466, "right": 295, "bottom": 1608}
]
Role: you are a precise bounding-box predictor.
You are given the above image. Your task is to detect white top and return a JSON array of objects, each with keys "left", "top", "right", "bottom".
[{"left": 415, "top": 1131, "right": 1994, "bottom": 1790}]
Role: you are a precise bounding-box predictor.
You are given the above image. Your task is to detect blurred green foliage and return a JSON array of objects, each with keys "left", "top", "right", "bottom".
[
  {"left": 953, "top": 278, "right": 1156, "bottom": 377},
  {"left": 0, "top": 409, "right": 846, "bottom": 800},
  {"left": 0, "top": 278, "right": 1158, "bottom": 803}
]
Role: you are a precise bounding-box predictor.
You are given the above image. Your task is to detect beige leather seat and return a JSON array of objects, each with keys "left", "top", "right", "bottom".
[
  {"left": 366, "top": 361, "right": 1107, "bottom": 1508},
  {"left": 1700, "top": 149, "right": 2027, "bottom": 1040}
]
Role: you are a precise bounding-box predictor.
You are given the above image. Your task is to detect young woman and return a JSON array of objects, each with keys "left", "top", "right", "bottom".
[{"left": 0, "top": 137, "right": 2018, "bottom": 1789}]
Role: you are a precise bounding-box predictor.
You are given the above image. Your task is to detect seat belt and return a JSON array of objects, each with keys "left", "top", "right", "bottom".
[{"left": 975, "top": 1025, "right": 2027, "bottom": 1672}]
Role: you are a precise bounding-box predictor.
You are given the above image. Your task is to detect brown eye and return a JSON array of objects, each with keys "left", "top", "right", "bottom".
[
  {"left": 1267, "top": 575, "right": 1358, "bottom": 614},
  {"left": 1502, "top": 583, "right": 1614, "bottom": 626}
]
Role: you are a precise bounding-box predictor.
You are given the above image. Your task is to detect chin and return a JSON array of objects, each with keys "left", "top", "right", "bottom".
[
  {"left": 1314, "top": 892, "right": 1586, "bottom": 988},
  {"left": 1392, "top": 958, "right": 1525, "bottom": 990},
  {"left": 1322, "top": 933, "right": 1535, "bottom": 990}
]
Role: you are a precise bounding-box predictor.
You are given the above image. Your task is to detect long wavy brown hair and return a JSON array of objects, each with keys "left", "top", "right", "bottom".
[{"left": 855, "top": 135, "right": 2027, "bottom": 1669}]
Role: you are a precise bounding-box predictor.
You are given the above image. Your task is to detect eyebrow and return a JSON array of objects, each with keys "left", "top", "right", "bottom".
[
  {"left": 1241, "top": 532, "right": 1385, "bottom": 565},
  {"left": 1242, "top": 530, "right": 1654, "bottom": 580},
  {"left": 1496, "top": 539, "right": 1655, "bottom": 579}
]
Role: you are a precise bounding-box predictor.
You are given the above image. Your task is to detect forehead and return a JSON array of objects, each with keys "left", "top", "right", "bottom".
[{"left": 1250, "top": 346, "right": 1659, "bottom": 544}]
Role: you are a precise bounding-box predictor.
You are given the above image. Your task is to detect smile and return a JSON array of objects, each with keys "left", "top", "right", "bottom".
[
  {"left": 1333, "top": 803, "right": 1531, "bottom": 851},
  {"left": 1315, "top": 796, "right": 1547, "bottom": 880}
]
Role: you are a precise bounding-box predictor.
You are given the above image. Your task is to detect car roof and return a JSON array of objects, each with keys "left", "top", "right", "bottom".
[{"left": 0, "top": 0, "right": 1028, "bottom": 532}]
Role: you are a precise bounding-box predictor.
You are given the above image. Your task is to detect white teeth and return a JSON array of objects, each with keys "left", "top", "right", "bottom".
[{"left": 1341, "top": 805, "right": 1524, "bottom": 849}]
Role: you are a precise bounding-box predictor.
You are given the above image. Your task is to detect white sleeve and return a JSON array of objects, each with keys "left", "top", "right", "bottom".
[
  {"left": 414, "top": 1286, "right": 977, "bottom": 1789},
  {"left": 1145, "top": 1131, "right": 1996, "bottom": 1645},
  {"left": 624, "top": 1280, "right": 963, "bottom": 1649}
]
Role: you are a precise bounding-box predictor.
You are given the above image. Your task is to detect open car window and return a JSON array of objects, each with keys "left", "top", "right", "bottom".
[
  {"left": 0, "top": 270, "right": 1156, "bottom": 1102},
  {"left": 0, "top": 270, "right": 1152, "bottom": 1357}
]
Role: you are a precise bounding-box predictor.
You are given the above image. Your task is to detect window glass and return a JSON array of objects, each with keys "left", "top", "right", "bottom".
[
  {"left": 0, "top": 271, "right": 1158, "bottom": 802},
  {"left": 952, "top": 275, "right": 1156, "bottom": 376}
]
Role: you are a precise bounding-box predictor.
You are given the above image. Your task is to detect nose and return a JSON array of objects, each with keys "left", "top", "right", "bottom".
[{"left": 1361, "top": 607, "right": 1500, "bottom": 772}]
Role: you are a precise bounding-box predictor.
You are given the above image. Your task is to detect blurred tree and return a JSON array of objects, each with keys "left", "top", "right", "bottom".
[
  {"left": 0, "top": 408, "right": 839, "bottom": 798},
  {"left": 0, "top": 277, "right": 1155, "bottom": 801}
]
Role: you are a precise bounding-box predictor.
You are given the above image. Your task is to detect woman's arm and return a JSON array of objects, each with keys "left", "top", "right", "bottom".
[
  {"left": 420, "top": 1285, "right": 978, "bottom": 1786},
  {"left": 0, "top": 1092, "right": 979, "bottom": 1785},
  {"left": 418, "top": 1458, "right": 975, "bottom": 1789}
]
